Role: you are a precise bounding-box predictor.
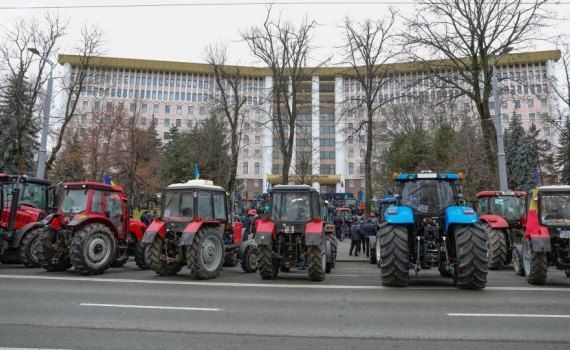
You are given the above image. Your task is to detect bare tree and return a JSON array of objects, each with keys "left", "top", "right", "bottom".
[
  {"left": 241, "top": 6, "right": 320, "bottom": 184},
  {"left": 403, "top": 0, "right": 550, "bottom": 185},
  {"left": 204, "top": 44, "right": 248, "bottom": 192},
  {"left": 45, "top": 24, "right": 104, "bottom": 173},
  {"left": 550, "top": 36, "right": 570, "bottom": 120},
  {"left": 340, "top": 10, "right": 400, "bottom": 218}
]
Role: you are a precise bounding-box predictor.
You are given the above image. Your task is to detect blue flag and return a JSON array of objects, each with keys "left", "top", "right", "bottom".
[
  {"left": 103, "top": 175, "right": 112, "bottom": 185},
  {"left": 194, "top": 164, "right": 200, "bottom": 180}
]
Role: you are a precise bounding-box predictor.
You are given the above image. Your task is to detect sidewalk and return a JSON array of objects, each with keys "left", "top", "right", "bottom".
[{"left": 336, "top": 238, "right": 369, "bottom": 262}]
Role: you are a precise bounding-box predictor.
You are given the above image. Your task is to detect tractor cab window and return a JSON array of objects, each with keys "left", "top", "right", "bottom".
[
  {"left": 20, "top": 183, "right": 47, "bottom": 209},
  {"left": 105, "top": 192, "right": 123, "bottom": 219},
  {"left": 213, "top": 193, "right": 227, "bottom": 220},
  {"left": 477, "top": 198, "right": 489, "bottom": 214},
  {"left": 540, "top": 192, "right": 570, "bottom": 226},
  {"left": 163, "top": 190, "right": 194, "bottom": 219},
  {"left": 490, "top": 196, "right": 524, "bottom": 221},
  {"left": 270, "top": 192, "right": 311, "bottom": 222},
  {"left": 400, "top": 180, "right": 455, "bottom": 214},
  {"left": 91, "top": 190, "right": 103, "bottom": 214},
  {"left": 197, "top": 192, "right": 213, "bottom": 219},
  {"left": 60, "top": 189, "right": 89, "bottom": 214}
]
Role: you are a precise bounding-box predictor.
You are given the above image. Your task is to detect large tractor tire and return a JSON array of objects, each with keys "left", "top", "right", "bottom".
[
  {"left": 36, "top": 229, "right": 71, "bottom": 272},
  {"left": 187, "top": 228, "right": 224, "bottom": 280},
  {"left": 134, "top": 241, "right": 151, "bottom": 270},
  {"left": 522, "top": 239, "right": 547, "bottom": 285},
  {"left": 148, "top": 236, "right": 184, "bottom": 276},
  {"left": 379, "top": 224, "right": 409, "bottom": 287},
  {"left": 0, "top": 249, "right": 20, "bottom": 264},
  {"left": 70, "top": 224, "right": 116, "bottom": 275},
  {"left": 257, "top": 245, "right": 278, "bottom": 280},
  {"left": 307, "top": 245, "right": 326, "bottom": 282},
  {"left": 485, "top": 224, "right": 508, "bottom": 270},
  {"left": 18, "top": 229, "right": 43, "bottom": 268},
  {"left": 453, "top": 224, "right": 488, "bottom": 290},
  {"left": 241, "top": 245, "right": 258, "bottom": 273},
  {"left": 110, "top": 244, "right": 129, "bottom": 268},
  {"left": 512, "top": 246, "right": 525, "bottom": 276},
  {"left": 223, "top": 251, "right": 239, "bottom": 267}
]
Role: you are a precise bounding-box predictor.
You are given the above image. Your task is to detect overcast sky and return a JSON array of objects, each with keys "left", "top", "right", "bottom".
[{"left": 0, "top": 0, "right": 568, "bottom": 69}]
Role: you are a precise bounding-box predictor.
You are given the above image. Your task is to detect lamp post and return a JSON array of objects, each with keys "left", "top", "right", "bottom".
[
  {"left": 491, "top": 47, "right": 512, "bottom": 192},
  {"left": 28, "top": 48, "right": 55, "bottom": 180}
]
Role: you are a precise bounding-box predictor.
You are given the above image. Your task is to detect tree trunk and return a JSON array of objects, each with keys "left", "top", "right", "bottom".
[
  {"left": 364, "top": 109, "right": 373, "bottom": 220},
  {"left": 475, "top": 100, "right": 499, "bottom": 187},
  {"left": 227, "top": 129, "right": 239, "bottom": 193},
  {"left": 282, "top": 152, "right": 291, "bottom": 184}
]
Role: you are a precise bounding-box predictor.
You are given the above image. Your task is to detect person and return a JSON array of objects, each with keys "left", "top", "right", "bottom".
[
  {"left": 242, "top": 209, "right": 255, "bottom": 241},
  {"left": 349, "top": 223, "right": 362, "bottom": 256},
  {"left": 333, "top": 214, "right": 343, "bottom": 240},
  {"left": 140, "top": 211, "right": 151, "bottom": 226},
  {"left": 360, "top": 218, "right": 376, "bottom": 257}
]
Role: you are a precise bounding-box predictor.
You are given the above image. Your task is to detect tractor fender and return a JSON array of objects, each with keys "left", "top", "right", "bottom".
[
  {"left": 255, "top": 219, "right": 276, "bottom": 247},
  {"left": 524, "top": 236, "right": 552, "bottom": 253},
  {"left": 385, "top": 205, "right": 414, "bottom": 225},
  {"left": 479, "top": 214, "right": 509, "bottom": 229},
  {"left": 444, "top": 206, "right": 478, "bottom": 232},
  {"left": 179, "top": 220, "right": 221, "bottom": 246},
  {"left": 523, "top": 210, "right": 550, "bottom": 239},
  {"left": 128, "top": 219, "right": 147, "bottom": 241},
  {"left": 9, "top": 221, "right": 41, "bottom": 248},
  {"left": 141, "top": 220, "right": 166, "bottom": 244},
  {"left": 238, "top": 238, "right": 256, "bottom": 259},
  {"left": 68, "top": 216, "right": 119, "bottom": 237},
  {"left": 305, "top": 220, "right": 324, "bottom": 246}
]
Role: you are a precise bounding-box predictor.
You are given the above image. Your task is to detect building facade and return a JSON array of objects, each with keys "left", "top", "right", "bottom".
[{"left": 59, "top": 50, "right": 561, "bottom": 196}]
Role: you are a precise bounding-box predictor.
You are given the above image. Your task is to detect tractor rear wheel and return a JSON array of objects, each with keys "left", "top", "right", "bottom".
[
  {"left": 187, "top": 228, "right": 224, "bottom": 280},
  {"left": 37, "top": 228, "right": 71, "bottom": 272},
  {"left": 258, "top": 245, "right": 278, "bottom": 280},
  {"left": 307, "top": 245, "right": 326, "bottom": 282},
  {"left": 523, "top": 239, "right": 547, "bottom": 285},
  {"left": 18, "top": 229, "right": 42, "bottom": 268},
  {"left": 512, "top": 246, "right": 525, "bottom": 276},
  {"left": 134, "top": 241, "right": 151, "bottom": 270},
  {"left": 110, "top": 243, "right": 129, "bottom": 268},
  {"left": 148, "top": 236, "right": 184, "bottom": 275},
  {"left": 70, "top": 224, "right": 116, "bottom": 275},
  {"left": 453, "top": 224, "right": 488, "bottom": 290},
  {"left": 485, "top": 225, "right": 508, "bottom": 270},
  {"left": 241, "top": 245, "right": 258, "bottom": 273},
  {"left": 379, "top": 224, "right": 409, "bottom": 287}
]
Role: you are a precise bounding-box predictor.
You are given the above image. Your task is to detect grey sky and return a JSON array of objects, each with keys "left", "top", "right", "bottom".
[{"left": 1, "top": 0, "right": 568, "bottom": 69}]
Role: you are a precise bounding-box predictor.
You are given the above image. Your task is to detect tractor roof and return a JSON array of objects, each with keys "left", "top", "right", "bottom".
[
  {"left": 380, "top": 197, "right": 398, "bottom": 204},
  {"left": 0, "top": 174, "right": 50, "bottom": 186},
  {"left": 538, "top": 185, "right": 570, "bottom": 192},
  {"left": 270, "top": 184, "right": 315, "bottom": 192},
  {"left": 476, "top": 190, "right": 527, "bottom": 198},
  {"left": 393, "top": 171, "right": 463, "bottom": 182},
  {"left": 165, "top": 179, "right": 225, "bottom": 192},
  {"left": 62, "top": 181, "right": 123, "bottom": 192}
]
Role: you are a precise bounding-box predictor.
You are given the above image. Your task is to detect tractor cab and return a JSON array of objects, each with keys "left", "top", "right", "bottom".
[
  {"left": 535, "top": 186, "right": 570, "bottom": 228},
  {"left": 476, "top": 191, "right": 527, "bottom": 228},
  {"left": 269, "top": 185, "right": 321, "bottom": 233}
]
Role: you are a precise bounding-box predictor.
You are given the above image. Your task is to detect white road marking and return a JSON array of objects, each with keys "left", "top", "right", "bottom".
[
  {"left": 0, "top": 348, "right": 71, "bottom": 350},
  {"left": 80, "top": 303, "right": 220, "bottom": 311},
  {"left": 1, "top": 274, "right": 569, "bottom": 292},
  {"left": 448, "top": 313, "right": 570, "bottom": 318}
]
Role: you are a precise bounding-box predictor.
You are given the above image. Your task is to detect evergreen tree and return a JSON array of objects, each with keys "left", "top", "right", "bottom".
[
  {"left": 527, "top": 123, "right": 556, "bottom": 185},
  {"left": 504, "top": 115, "right": 537, "bottom": 191},
  {"left": 158, "top": 126, "right": 194, "bottom": 186},
  {"left": 0, "top": 73, "right": 39, "bottom": 174},
  {"left": 432, "top": 123, "right": 459, "bottom": 172},
  {"left": 556, "top": 117, "right": 570, "bottom": 184}
]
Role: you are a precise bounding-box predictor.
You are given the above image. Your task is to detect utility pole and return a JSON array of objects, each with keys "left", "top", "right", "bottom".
[
  {"left": 29, "top": 48, "right": 55, "bottom": 180},
  {"left": 491, "top": 48, "right": 512, "bottom": 192}
]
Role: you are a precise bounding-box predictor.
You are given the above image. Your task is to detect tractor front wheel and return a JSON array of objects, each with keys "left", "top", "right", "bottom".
[
  {"left": 187, "top": 228, "right": 224, "bottom": 280},
  {"left": 110, "top": 243, "right": 129, "bottom": 268},
  {"left": 523, "top": 238, "right": 548, "bottom": 285},
  {"left": 307, "top": 245, "right": 326, "bottom": 282},
  {"left": 485, "top": 225, "right": 508, "bottom": 270},
  {"left": 241, "top": 245, "right": 258, "bottom": 273},
  {"left": 70, "top": 224, "right": 116, "bottom": 275},
  {"left": 148, "top": 236, "right": 184, "bottom": 276},
  {"left": 134, "top": 241, "right": 151, "bottom": 270},
  {"left": 18, "top": 229, "right": 42, "bottom": 268},
  {"left": 453, "top": 224, "right": 488, "bottom": 290},
  {"left": 512, "top": 246, "right": 525, "bottom": 276},
  {"left": 36, "top": 228, "right": 71, "bottom": 272},
  {"left": 257, "top": 245, "right": 278, "bottom": 280},
  {"left": 379, "top": 224, "right": 409, "bottom": 287}
]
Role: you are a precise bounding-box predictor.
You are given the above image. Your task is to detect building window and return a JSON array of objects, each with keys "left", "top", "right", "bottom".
[
  {"left": 489, "top": 101, "right": 495, "bottom": 110},
  {"left": 544, "top": 127, "right": 551, "bottom": 136},
  {"left": 82, "top": 100, "right": 88, "bottom": 112},
  {"left": 176, "top": 119, "right": 182, "bottom": 127},
  {"left": 254, "top": 162, "right": 260, "bottom": 174},
  {"left": 527, "top": 99, "right": 534, "bottom": 108},
  {"left": 242, "top": 162, "right": 248, "bottom": 174},
  {"left": 187, "top": 120, "right": 193, "bottom": 128},
  {"left": 165, "top": 105, "right": 171, "bottom": 114},
  {"left": 164, "top": 118, "right": 170, "bottom": 127},
  {"left": 153, "top": 104, "right": 159, "bottom": 113},
  {"left": 177, "top": 105, "right": 182, "bottom": 115},
  {"left": 348, "top": 136, "right": 354, "bottom": 144},
  {"left": 360, "top": 149, "right": 365, "bottom": 157},
  {"left": 502, "top": 114, "right": 509, "bottom": 123},
  {"left": 348, "top": 149, "right": 354, "bottom": 158},
  {"left": 514, "top": 100, "right": 521, "bottom": 108},
  {"left": 349, "top": 162, "right": 354, "bottom": 174},
  {"left": 141, "top": 117, "right": 147, "bottom": 126},
  {"left": 254, "top": 149, "right": 260, "bottom": 157},
  {"left": 142, "top": 104, "right": 148, "bottom": 113},
  {"left": 188, "top": 106, "right": 194, "bottom": 115},
  {"left": 242, "top": 148, "right": 249, "bottom": 157},
  {"left": 253, "top": 179, "right": 260, "bottom": 188},
  {"left": 255, "top": 135, "right": 260, "bottom": 144},
  {"left": 529, "top": 113, "right": 536, "bottom": 123},
  {"left": 199, "top": 107, "right": 205, "bottom": 115},
  {"left": 501, "top": 101, "right": 508, "bottom": 109},
  {"left": 130, "top": 103, "right": 136, "bottom": 112},
  {"left": 359, "top": 163, "right": 365, "bottom": 174},
  {"left": 541, "top": 98, "right": 547, "bottom": 108}
]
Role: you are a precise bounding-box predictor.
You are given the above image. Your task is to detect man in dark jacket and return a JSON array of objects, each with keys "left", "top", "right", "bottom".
[
  {"left": 349, "top": 224, "right": 362, "bottom": 256},
  {"left": 360, "top": 219, "right": 376, "bottom": 257}
]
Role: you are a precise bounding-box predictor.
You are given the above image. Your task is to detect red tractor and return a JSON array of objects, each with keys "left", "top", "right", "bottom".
[
  {"left": 476, "top": 190, "right": 527, "bottom": 270},
  {"left": 255, "top": 185, "right": 337, "bottom": 281},
  {"left": 142, "top": 179, "right": 257, "bottom": 280},
  {"left": 0, "top": 174, "right": 52, "bottom": 267},
  {"left": 35, "top": 182, "right": 148, "bottom": 275}
]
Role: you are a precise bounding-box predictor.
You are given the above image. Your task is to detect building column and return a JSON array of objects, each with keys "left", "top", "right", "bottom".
[
  {"left": 261, "top": 75, "right": 273, "bottom": 193},
  {"left": 334, "top": 75, "right": 346, "bottom": 193},
  {"left": 311, "top": 75, "right": 320, "bottom": 175}
]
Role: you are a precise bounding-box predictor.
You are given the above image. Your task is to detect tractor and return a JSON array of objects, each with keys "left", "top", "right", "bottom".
[
  {"left": 476, "top": 190, "right": 526, "bottom": 270},
  {"left": 142, "top": 179, "right": 257, "bottom": 280},
  {"left": 368, "top": 197, "right": 397, "bottom": 265},
  {"left": 512, "top": 186, "right": 570, "bottom": 284},
  {"left": 377, "top": 171, "right": 487, "bottom": 289},
  {"left": 0, "top": 174, "right": 52, "bottom": 267},
  {"left": 255, "top": 185, "right": 337, "bottom": 281},
  {"left": 35, "top": 181, "right": 148, "bottom": 275}
]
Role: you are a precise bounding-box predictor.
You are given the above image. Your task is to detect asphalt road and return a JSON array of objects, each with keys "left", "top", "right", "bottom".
[{"left": 0, "top": 258, "right": 569, "bottom": 350}]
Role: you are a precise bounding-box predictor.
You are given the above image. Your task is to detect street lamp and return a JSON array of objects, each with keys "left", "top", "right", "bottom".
[
  {"left": 28, "top": 47, "right": 56, "bottom": 180},
  {"left": 491, "top": 47, "right": 513, "bottom": 191}
]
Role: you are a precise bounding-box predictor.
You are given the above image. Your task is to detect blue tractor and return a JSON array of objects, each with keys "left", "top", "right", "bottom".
[{"left": 377, "top": 171, "right": 488, "bottom": 289}]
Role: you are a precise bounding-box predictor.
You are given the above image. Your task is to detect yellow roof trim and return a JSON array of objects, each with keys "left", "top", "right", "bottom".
[{"left": 58, "top": 50, "right": 561, "bottom": 78}]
